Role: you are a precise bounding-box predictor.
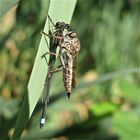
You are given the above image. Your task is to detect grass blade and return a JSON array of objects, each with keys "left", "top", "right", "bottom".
[{"left": 11, "top": 0, "right": 77, "bottom": 139}]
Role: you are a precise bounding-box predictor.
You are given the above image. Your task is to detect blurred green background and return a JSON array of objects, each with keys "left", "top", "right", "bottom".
[{"left": 0, "top": 0, "right": 140, "bottom": 140}]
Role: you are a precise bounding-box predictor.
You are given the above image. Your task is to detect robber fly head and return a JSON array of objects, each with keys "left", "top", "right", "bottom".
[{"left": 55, "top": 22, "right": 70, "bottom": 31}]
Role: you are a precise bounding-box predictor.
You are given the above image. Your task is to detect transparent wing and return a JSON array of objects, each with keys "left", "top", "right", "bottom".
[{"left": 72, "top": 56, "right": 77, "bottom": 89}]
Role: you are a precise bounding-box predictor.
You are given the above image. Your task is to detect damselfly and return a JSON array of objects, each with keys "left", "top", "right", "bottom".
[{"left": 40, "top": 15, "right": 71, "bottom": 128}]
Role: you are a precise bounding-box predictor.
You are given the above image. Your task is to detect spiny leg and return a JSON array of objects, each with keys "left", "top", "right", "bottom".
[
  {"left": 41, "top": 14, "right": 55, "bottom": 49},
  {"left": 40, "top": 29, "right": 51, "bottom": 65},
  {"left": 41, "top": 51, "right": 57, "bottom": 58},
  {"left": 41, "top": 31, "right": 62, "bottom": 65},
  {"left": 47, "top": 65, "right": 62, "bottom": 77},
  {"left": 41, "top": 31, "right": 64, "bottom": 40},
  {"left": 41, "top": 51, "right": 57, "bottom": 65},
  {"left": 41, "top": 30, "right": 59, "bottom": 65},
  {"left": 40, "top": 15, "right": 55, "bottom": 55}
]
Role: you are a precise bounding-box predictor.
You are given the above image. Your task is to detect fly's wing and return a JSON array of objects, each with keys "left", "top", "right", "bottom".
[
  {"left": 72, "top": 56, "right": 76, "bottom": 89},
  {"left": 60, "top": 41, "right": 70, "bottom": 67},
  {"left": 71, "top": 38, "right": 80, "bottom": 89},
  {"left": 75, "top": 38, "right": 80, "bottom": 54}
]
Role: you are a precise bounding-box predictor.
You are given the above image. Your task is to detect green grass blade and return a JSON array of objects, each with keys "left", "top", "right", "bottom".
[
  {"left": 0, "top": 0, "right": 20, "bottom": 18},
  {"left": 11, "top": 0, "right": 77, "bottom": 139}
]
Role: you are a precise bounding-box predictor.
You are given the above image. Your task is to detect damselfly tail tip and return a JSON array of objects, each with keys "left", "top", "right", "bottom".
[
  {"left": 40, "top": 124, "right": 44, "bottom": 128},
  {"left": 40, "top": 118, "right": 46, "bottom": 128},
  {"left": 67, "top": 92, "right": 71, "bottom": 99}
]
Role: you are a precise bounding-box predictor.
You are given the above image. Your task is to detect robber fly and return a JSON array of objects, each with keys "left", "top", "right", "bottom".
[
  {"left": 60, "top": 31, "right": 80, "bottom": 98},
  {"left": 40, "top": 15, "right": 71, "bottom": 128}
]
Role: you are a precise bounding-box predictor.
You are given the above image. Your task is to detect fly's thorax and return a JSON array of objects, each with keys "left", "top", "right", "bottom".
[{"left": 61, "top": 35, "right": 80, "bottom": 56}]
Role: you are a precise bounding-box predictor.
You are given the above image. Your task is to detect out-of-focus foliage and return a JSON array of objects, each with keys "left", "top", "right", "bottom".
[
  {"left": 0, "top": 0, "right": 20, "bottom": 18},
  {"left": 0, "top": 0, "right": 140, "bottom": 140}
]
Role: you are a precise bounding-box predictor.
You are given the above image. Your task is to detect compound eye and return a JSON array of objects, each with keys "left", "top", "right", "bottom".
[
  {"left": 65, "top": 24, "right": 70, "bottom": 29},
  {"left": 56, "top": 22, "right": 61, "bottom": 27}
]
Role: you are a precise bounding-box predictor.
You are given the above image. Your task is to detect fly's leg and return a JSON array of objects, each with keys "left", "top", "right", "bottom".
[
  {"left": 41, "top": 30, "right": 61, "bottom": 65},
  {"left": 41, "top": 31, "right": 64, "bottom": 40},
  {"left": 41, "top": 52, "right": 57, "bottom": 58},
  {"left": 41, "top": 51, "right": 57, "bottom": 65},
  {"left": 41, "top": 31, "right": 62, "bottom": 65},
  {"left": 40, "top": 29, "right": 51, "bottom": 65},
  {"left": 41, "top": 51, "right": 61, "bottom": 66},
  {"left": 60, "top": 54, "right": 66, "bottom": 69},
  {"left": 48, "top": 65, "right": 62, "bottom": 77}
]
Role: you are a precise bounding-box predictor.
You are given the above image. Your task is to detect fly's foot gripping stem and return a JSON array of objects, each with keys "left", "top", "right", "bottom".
[
  {"left": 41, "top": 52, "right": 57, "bottom": 59},
  {"left": 41, "top": 30, "right": 64, "bottom": 40}
]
